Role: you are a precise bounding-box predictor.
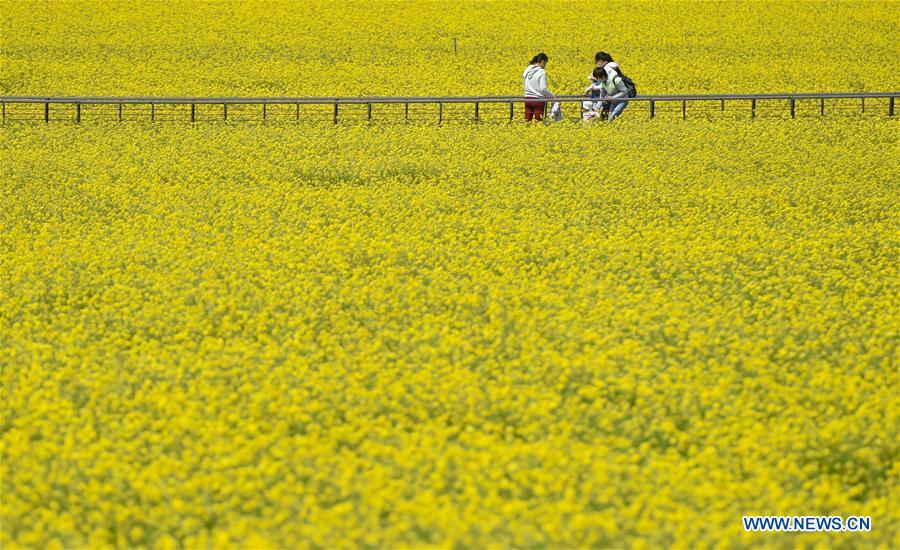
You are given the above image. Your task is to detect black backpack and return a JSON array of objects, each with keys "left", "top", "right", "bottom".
[{"left": 614, "top": 67, "right": 638, "bottom": 98}]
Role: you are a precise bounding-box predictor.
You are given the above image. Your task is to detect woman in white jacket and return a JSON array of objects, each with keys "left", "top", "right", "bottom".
[
  {"left": 594, "top": 51, "right": 620, "bottom": 80},
  {"left": 523, "top": 53, "right": 555, "bottom": 121}
]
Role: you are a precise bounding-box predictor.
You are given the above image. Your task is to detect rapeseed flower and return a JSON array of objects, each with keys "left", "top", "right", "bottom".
[
  {"left": 2, "top": 119, "right": 898, "bottom": 547},
  {"left": 2, "top": 0, "right": 899, "bottom": 547}
]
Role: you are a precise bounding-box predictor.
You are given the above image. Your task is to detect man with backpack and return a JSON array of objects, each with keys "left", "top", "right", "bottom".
[
  {"left": 591, "top": 68, "right": 630, "bottom": 121},
  {"left": 592, "top": 51, "right": 637, "bottom": 119}
]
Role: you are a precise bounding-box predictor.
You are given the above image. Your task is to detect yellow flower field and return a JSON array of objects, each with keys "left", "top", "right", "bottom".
[
  {"left": 3, "top": 119, "right": 898, "bottom": 547},
  {"left": 2, "top": 0, "right": 898, "bottom": 96},
  {"left": 2, "top": 0, "right": 899, "bottom": 548}
]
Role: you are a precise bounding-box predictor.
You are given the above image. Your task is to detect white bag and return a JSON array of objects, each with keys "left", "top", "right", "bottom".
[{"left": 550, "top": 102, "right": 563, "bottom": 121}]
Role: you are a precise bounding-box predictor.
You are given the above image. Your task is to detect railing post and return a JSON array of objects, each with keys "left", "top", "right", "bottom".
[
  {"left": 820, "top": 98, "right": 824, "bottom": 116},
  {"left": 890, "top": 97, "right": 895, "bottom": 117},
  {"left": 223, "top": 103, "right": 227, "bottom": 122},
  {"left": 439, "top": 101, "right": 443, "bottom": 125},
  {"left": 118, "top": 103, "right": 122, "bottom": 122},
  {"left": 861, "top": 97, "right": 865, "bottom": 113},
  {"left": 333, "top": 102, "right": 338, "bottom": 125},
  {"left": 751, "top": 98, "right": 756, "bottom": 119},
  {"left": 649, "top": 100, "right": 654, "bottom": 119},
  {"left": 76, "top": 102, "right": 81, "bottom": 123},
  {"left": 405, "top": 102, "right": 409, "bottom": 121},
  {"left": 296, "top": 103, "right": 300, "bottom": 122},
  {"left": 262, "top": 103, "right": 266, "bottom": 121},
  {"left": 151, "top": 103, "right": 155, "bottom": 122},
  {"left": 45, "top": 101, "right": 49, "bottom": 123},
  {"left": 790, "top": 97, "right": 795, "bottom": 118},
  {"left": 721, "top": 99, "right": 725, "bottom": 111},
  {"left": 474, "top": 102, "right": 479, "bottom": 122},
  {"left": 191, "top": 103, "right": 195, "bottom": 123},
  {"left": 509, "top": 101, "right": 514, "bottom": 122},
  {"left": 367, "top": 102, "right": 372, "bottom": 121},
  {"left": 1, "top": 101, "right": 4, "bottom": 125},
  {"left": 682, "top": 100, "right": 686, "bottom": 120}
]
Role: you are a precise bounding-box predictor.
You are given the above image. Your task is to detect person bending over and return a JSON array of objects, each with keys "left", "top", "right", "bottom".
[
  {"left": 592, "top": 51, "right": 622, "bottom": 119},
  {"left": 595, "top": 68, "right": 629, "bottom": 121}
]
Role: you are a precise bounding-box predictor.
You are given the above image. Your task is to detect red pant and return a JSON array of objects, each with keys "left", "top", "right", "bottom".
[{"left": 524, "top": 100, "right": 546, "bottom": 121}]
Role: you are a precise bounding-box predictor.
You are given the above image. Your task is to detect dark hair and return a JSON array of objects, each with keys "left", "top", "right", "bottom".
[
  {"left": 592, "top": 67, "right": 606, "bottom": 79},
  {"left": 530, "top": 52, "right": 549, "bottom": 64},
  {"left": 595, "top": 51, "right": 614, "bottom": 63}
]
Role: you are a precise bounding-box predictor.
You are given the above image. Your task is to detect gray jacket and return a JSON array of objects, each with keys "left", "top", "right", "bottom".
[{"left": 598, "top": 73, "right": 629, "bottom": 101}]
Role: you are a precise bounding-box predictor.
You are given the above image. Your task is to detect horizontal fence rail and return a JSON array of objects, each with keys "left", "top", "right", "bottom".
[{"left": 1, "top": 92, "right": 896, "bottom": 124}]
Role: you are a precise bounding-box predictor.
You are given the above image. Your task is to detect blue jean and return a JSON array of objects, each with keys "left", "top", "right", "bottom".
[{"left": 609, "top": 100, "right": 628, "bottom": 121}]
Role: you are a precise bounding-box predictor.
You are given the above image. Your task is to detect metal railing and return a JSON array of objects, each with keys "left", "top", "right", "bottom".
[{"left": 0, "top": 92, "right": 896, "bottom": 124}]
